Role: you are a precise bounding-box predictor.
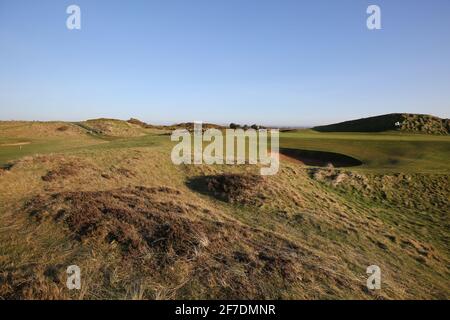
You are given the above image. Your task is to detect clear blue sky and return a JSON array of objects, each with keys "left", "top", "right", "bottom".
[{"left": 1, "top": 0, "right": 449, "bottom": 126}]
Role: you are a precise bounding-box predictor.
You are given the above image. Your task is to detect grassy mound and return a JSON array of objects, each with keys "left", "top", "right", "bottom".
[
  {"left": 80, "top": 118, "right": 146, "bottom": 137},
  {"left": 313, "top": 113, "right": 449, "bottom": 135},
  {"left": 0, "top": 121, "right": 87, "bottom": 138},
  {"left": 127, "top": 118, "right": 155, "bottom": 128},
  {"left": 309, "top": 168, "right": 449, "bottom": 213},
  {"left": 127, "top": 118, "right": 224, "bottom": 132},
  {"left": 10, "top": 185, "right": 343, "bottom": 299},
  {"left": 26, "top": 186, "right": 201, "bottom": 258},
  {"left": 188, "top": 174, "right": 269, "bottom": 206}
]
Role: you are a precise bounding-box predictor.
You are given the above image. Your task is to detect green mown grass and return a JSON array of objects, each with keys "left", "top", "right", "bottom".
[
  {"left": 280, "top": 129, "right": 450, "bottom": 173},
  {"left": 0, "top": 138, "right": 104, "bottom": 168},
  {"left": 2, "top": 128, "right": 449, "bottom": 174}
]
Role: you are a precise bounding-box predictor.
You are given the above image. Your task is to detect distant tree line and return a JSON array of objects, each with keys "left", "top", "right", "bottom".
[{"left": 229, "top": 123, "right": 264, "bottom": 130}]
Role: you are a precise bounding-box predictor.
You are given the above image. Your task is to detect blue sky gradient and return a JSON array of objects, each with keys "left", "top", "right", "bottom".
[{"left": 1, "top": 0, "right": 449, "bottom": 126}]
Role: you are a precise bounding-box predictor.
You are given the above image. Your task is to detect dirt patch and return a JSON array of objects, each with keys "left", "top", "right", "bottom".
[
  {"left": 280, "top": 148, "right": 362, "bottom": 167},
  {"left": 187, "top": 174, "right": 268, "bottom": 206}
]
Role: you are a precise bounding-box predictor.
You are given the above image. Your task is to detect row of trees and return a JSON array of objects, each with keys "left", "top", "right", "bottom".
[{"left": 229, "top": 123, "right": 263, "bottom": 130}]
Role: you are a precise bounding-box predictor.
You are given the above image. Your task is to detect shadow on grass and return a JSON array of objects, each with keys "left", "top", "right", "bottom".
[
  {"left": 0, "top": 162, "right": 15, "bottom": 170},
  {"left": 186, "top": 176, "right": 211, "bottom": 198},
  {"left": 280, "top": 148, "right": 363, "bottom": 167}
]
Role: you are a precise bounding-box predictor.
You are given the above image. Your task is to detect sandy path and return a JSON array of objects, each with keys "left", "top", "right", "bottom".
[{"left": 0, "top": 142, "right": 31, "bottom": 147}]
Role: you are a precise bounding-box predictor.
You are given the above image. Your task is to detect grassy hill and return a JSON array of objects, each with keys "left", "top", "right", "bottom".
[
  {"left": 77, "top": 118, "right": 150, "bottom": 137},
  {"left": 313, "top": 113, "right": 450, "bottom": 135},
  {"left": 128, "top": 118, "right": 225, "bottom": 132},
  {"left": 0, "top": 119, "right": 449, "bottom": 299}
]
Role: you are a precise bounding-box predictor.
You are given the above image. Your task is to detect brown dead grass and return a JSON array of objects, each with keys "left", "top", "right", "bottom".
[
  {"left": 41, "top": 161, "right": 88, "bottom": 182},
  {"left": 7, "top": 184, "right": 368, "bottom": 299},
  {"left": 188, "top": 174, "right": 268, "bottom": 206},
  {"left": 25, "top": 186, "right": 198, "bottom": 260}
]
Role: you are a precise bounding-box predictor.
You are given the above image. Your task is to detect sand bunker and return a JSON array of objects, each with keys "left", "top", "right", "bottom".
[{"left": 279, "top": 148, "right": 362, "bottom": 167}]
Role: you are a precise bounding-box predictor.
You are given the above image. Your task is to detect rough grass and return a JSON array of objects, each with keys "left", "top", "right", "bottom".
[
  {"left": 18, "top": 185, "right": 329, "bottom": 299},
  {"left": 187, "top": 174, "right": 268, "bottom": 206},
  {"left": 308, "top": 168, "right": 449, "bottom": 214},
  {"left": 0, "top": 120, "right": 449, "bottom": 300}
]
